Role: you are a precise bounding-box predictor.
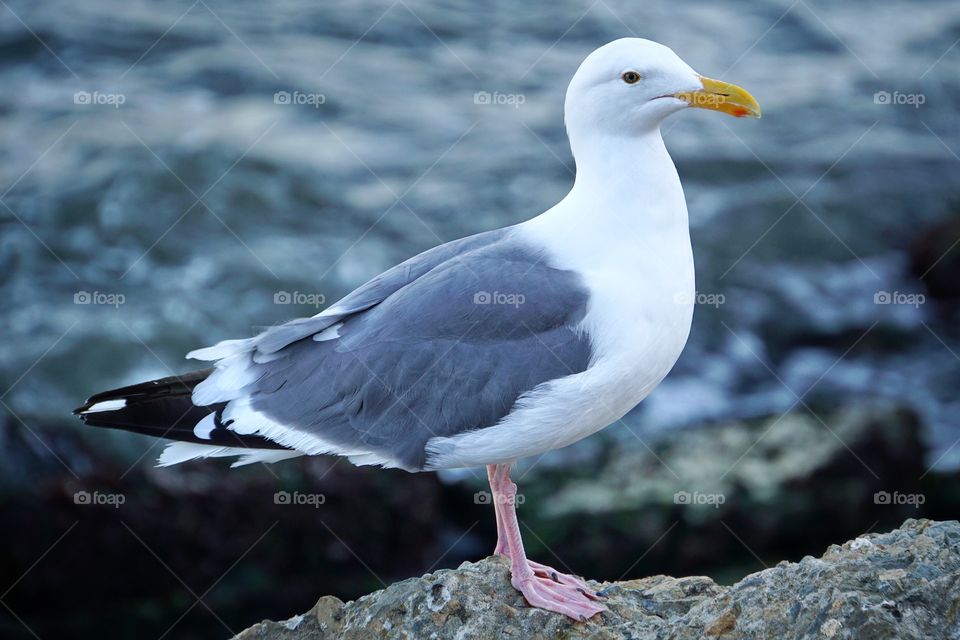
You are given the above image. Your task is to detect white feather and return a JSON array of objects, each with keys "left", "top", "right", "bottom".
[
  {"left": 312, "top": 322, "right": 343, "bottom": 342},
  {"left": 81, "top": 399, "right": 126, "bottom": 413},
  {"left": 157, "top": 442, "right": 303, "bottom": 467},
  {"left": 193, "top": 413, "right": 216, "bottom": 440},
  {"left": 186, "top": 338, "right": 253, "bottom": 361},
  {"left": 191, "top": 353, "right": 258, "bottom": 405}
]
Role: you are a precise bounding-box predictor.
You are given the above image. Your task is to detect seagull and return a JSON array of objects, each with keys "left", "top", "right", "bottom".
[{"left": 76, "top": 38, "right": 760, "bottom": 620}]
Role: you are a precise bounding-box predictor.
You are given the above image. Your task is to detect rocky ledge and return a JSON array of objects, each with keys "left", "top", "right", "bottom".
[{"left": 235, "top": 518, "right": 959, "bottom": 639}]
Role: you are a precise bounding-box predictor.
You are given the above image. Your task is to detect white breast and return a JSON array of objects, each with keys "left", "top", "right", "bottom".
[{"left": 571, "top": 237, "right": 695, "bottom": 421}]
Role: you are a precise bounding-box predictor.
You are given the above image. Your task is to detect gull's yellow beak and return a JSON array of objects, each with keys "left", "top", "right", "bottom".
[{"left": 674, "top": 76, "right": 761, "bottom": 119}]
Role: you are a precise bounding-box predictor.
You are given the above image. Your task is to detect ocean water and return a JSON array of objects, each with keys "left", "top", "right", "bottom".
[{"left": 2, "top": 0, "right": 959, "bottom": 468}]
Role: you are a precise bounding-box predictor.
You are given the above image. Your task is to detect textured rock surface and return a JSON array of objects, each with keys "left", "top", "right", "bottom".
[{"left": 235, "top": 519, "right": 960, "bottom": 639}]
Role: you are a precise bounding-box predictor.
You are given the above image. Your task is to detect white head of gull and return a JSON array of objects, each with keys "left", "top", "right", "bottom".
[{"left": 76, "top": 38, "right": 760, "bottom": 620}]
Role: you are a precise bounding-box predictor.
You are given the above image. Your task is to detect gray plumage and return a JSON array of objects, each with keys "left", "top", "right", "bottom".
[{"left": 242, "top": 227, "right": 593, "bottom": 470}]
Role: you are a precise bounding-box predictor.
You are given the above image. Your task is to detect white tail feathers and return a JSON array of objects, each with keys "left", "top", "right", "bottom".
[{"left": 157, "top": 442, "right": 303, "bottom": 468}]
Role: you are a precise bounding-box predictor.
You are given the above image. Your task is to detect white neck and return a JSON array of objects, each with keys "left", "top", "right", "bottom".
[{"left": 523, "top": 127, "right": 690, "bottom": 259}]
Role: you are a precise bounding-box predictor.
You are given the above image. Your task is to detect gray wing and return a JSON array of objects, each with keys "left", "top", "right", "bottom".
[
  {"left": 192, "top": 228, "right": 593, "bottom": 471},
  {"left": 243, "top": 228, "right": 514, "bottom": 358}
]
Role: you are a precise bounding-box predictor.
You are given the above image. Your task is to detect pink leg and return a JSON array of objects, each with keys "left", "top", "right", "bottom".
[
  {"left": 487, "top": 464, "right": 593, "bottom": 591},
  {"left": 486, "top": 463, "right": 605, "bottom": 620},
  {"left": 487, "top": 464, "right": 508, "bottom": 555}
]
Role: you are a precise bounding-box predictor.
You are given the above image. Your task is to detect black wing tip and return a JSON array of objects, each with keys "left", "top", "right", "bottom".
[
  {"left": 73, "top": 400, "right": 94, "bottom": 416},
  {"left": 73, "top": 394, "right": 120, "bottom": 418},
  {"left": 73, "top": 369, "right": 215, "bottom": 420},
  {"left": 73, "top": 404, "right": 124, "bottom": 426}
]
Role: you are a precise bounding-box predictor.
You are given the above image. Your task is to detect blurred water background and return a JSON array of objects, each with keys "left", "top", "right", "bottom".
[{"left": 1, "top": 0, "right": 958, "bottom": 638}]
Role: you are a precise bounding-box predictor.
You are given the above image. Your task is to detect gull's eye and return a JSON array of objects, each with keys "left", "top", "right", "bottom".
[{"left": 621, "top": 71, "right": 641, "bottom": 84}]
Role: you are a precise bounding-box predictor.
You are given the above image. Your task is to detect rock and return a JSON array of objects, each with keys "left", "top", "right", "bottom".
[{"left": 234, "top": 518, "right": 960, "bottom": 640}]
